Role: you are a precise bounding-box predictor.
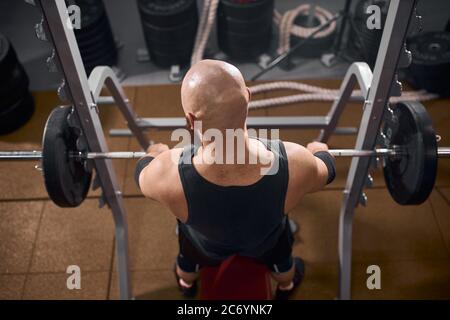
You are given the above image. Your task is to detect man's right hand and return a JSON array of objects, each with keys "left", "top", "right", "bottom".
[{"left": 306, "top": 141, "right": 329, "bottom": 155}]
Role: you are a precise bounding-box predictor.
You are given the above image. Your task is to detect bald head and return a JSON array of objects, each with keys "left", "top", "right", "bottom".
[{"left": 181, "top": 60, "right": 249, "bottom": 131}]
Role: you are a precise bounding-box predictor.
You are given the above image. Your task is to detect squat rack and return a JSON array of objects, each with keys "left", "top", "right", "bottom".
[{"left": 29, "top": 0, "right": 417, "bottom": 300}]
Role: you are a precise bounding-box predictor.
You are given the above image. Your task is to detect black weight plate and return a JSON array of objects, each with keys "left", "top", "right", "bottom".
[
  {"left": 0, "top": 85, "right": 29, "bottom": 113},
  {"left": 218, "top": 25, "right": 271, "bottom": 45},
  {"left": 0, "top": 33, "right": 20, "bottom": 77},
  {"left": 83, "top": 51, "right": 118, "bottom": 75},
  {"left": 82, "top": 44, "right": 118, "bottom": 64},
  {"left": 149, "top": 48, "right": 192, "bottom": 67},
  {"left": 83, "top": 50, "right": 118, "bottom": 75},
  {"left": 218, "top": 27, "right": 271, "bottom": 58},
  {"left": 407, "top": 62, "right": 450, "bottom": 96},
  {"left": 75, "top": 18, "right": 112, "bottom": 48},
  {"left": 291, "top": 34, "right": 335, "bottom": 58},
  {"left": 219, "top": 0, "right": 274, "bottom": 20},
  {"left": 407, "top": 32, "right": 450, "bottom": 95},
  {"left": 348, "top": 25, "right": 380, "bottom": 67},
  {"left": 144, "top": 34, "right": 195, "bottom": 54},
  {"left": 74, "top": 13, "right": 110, "bottom": 43},
  {"left": 79, "top": 39, "right": 116, "bottom": 60},
  {"left": 78, "top": 31, "right": 116, "bottom": 57},
  {"left": 407, "top": 32, "right": 450, "bottom": 65},
  {"left": 70, "top": 0, "right": 105, "bottom": 29},
  {"left": 217, "top": 10, "right": 273, "bottom": 35},
  {"left": 353, "top": 0, "right": 389, "bottom": 22},
  {"left": 219, "top": 35, "right": 270, "bottom": 60},
  {"left": 0, "top": 33, "right": 9, "bottom": 64},
  {"left": 0, "top": 64, "right": 29, "bottom": 107},
  {"left": 82, "top": 43, "right": 118, "bottom": 64},
  {"left": 290, "top": 14, "right": 336, "bottom": 58},
  {"left": 138, "top": 0, "right": 197, "bottom": 27},
  {"left": 219, "top": 40, "right": 269, "bottom": 59},
  {"left": 42, "top": 106, "right": 92, "bottom": 207},
  {"left": 142, "top": 18, "right": 198, "bottom": 44},
  {"left": 79, "top": 32, "right": 115, "bottom": 57},
  {"left": 0, "top": 91, "right": 34, "bottom": 135},
  {"left": 351, "top": 0, "right": 388, "bottom": 67},
  {"left": 78, "top": 28, "right": 117, "bottom": 60},
  {"left": 383, "top": 101, "right": 437, "bottom": 205}
]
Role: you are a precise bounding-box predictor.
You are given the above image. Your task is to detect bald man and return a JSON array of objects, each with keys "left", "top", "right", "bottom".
[{"left": 135, "top": 60, "right": 335, "bottom": 300}]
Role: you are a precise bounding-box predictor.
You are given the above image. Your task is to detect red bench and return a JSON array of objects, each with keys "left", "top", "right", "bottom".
[{"left": 200, "top": 255, "right": 272, "bottom": 300}]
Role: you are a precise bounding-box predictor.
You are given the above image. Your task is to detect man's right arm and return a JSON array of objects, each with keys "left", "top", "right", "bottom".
[{"left": 305, "top": 141, "right": 336, "bottom": 193}]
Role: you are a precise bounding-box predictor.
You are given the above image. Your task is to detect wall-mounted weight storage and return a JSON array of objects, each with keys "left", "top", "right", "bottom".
[
  {"left": 137, "top": 0, "right": 198, "bottom": 67},
  {"left": 217, "top": 0, "right": 274, "bottom": 60},
  {"left": 406, "top": 31, "right": 450, "bottom": 96},
  {"left": 71, "top": 0, "right": 118, "bottom": 75}
]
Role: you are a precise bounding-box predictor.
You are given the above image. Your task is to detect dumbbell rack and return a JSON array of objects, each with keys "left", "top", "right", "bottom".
[{"left": 29, "top": 0, "right": 416, "bottom": 300}]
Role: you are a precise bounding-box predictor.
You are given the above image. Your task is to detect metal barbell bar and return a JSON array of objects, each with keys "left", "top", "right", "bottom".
[{"left": 1, "top": 147, "right": 450, "bottom": 161}]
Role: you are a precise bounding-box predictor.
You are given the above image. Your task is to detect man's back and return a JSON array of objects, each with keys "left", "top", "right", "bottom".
[
  {"left": 176, "top": 138, "right": 289, "bottom": 259},
  {"left": 139, "top": 139, "right": 330, "bottom": 223}
]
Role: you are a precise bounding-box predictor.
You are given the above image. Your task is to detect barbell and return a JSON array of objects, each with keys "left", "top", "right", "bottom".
[
  {"left": 1, "top": 147, "right": 449, "bottom": 160},
  {"left": 0, "top": 101, "right": 448, "bottom": 208}
]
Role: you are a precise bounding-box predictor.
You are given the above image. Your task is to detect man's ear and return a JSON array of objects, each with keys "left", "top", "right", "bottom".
[
  {"left": 186, "top": 113, "right": 196, "bottom": 130},
  {"left": 246, "top": 87, "right": 252, "bottom": 102}
]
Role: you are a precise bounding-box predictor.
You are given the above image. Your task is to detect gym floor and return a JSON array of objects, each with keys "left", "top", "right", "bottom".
[{"left": 0, "top": 79, "right": 449, "bottom": 300}]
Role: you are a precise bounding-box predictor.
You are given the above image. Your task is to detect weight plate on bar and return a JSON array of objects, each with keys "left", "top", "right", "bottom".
[
  {"left": 383, "top": 101, "right": 438, "bottom": 205},
  {"left": 42, "top": 106, "right": 92, "bottom": 207}
]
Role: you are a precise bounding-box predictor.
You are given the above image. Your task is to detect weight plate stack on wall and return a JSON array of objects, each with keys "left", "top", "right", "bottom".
[
  {"left": 290, "top": 10, "right": 336, "bottom": 58},
  {"left": 71, "top": 0, "right": 118, "bottom": 75},
  {"left": 0, "top": 34, "right": 34, "bottom": 135},
  {"left": 217, "top": 0, "right": 274, "bottom": 60},
  {"left": 406, "top": 31, "right": 450, "bottom": 97},
  {"left": 348, "top": 0, "right": 389, "bottom": 69},
  {"left": 137, "top": 0, "right": 199, "bottom": 67}
]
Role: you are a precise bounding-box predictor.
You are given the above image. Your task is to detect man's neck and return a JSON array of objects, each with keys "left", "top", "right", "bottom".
[{"left": 196, "top": 127, "right": 253, "bottom": 166}]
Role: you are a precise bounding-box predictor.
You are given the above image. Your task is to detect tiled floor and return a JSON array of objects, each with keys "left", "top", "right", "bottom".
[{"left": 0, "top": 81, "right": 449, "bottom": 300}]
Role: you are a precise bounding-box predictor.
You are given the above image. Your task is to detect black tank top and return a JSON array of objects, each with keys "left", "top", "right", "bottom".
[{"left": 178, "top": 138, "right": 289, "bottom": 260}]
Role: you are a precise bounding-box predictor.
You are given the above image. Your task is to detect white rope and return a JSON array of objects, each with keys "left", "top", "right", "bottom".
[
  {"left": 191, "top": 0, "right": 211, "bottom": 63},
  {"left": 191, "top": 0, "right": 219, "bottom": 65},
  {"left": 274, "top": 4, "right": 337, "bottom": 55},
  {"left": 248, "top": 82, "right": 439, "bottom": 110}
]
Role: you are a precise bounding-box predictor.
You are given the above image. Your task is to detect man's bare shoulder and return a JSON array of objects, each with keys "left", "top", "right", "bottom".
[
  {"left": 147, "top": 147, "right": 184, "bottom": 177},
  {"left": 282, "top": 141, "right": 317, "bottom": 180},
  {"left": 139, "top": 147, "right": 184, "bottom": 198},
  {"left": 283, "top": 141, "right": 312, "bottom": 162}
]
